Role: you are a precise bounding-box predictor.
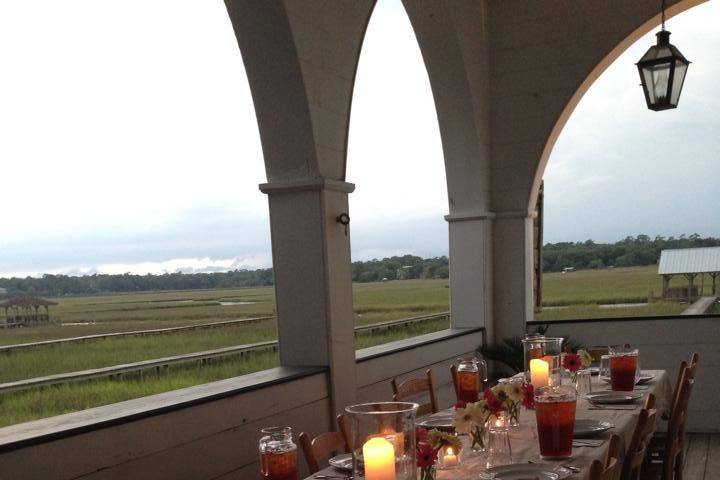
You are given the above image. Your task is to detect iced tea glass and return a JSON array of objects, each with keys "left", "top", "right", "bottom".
[
  {"left": 456, "top": 357, "right": 487, "bottom": 403},
  {"left": 609, "top": 346, "right": 639, "bottom": 391},
  {"left": 259, "top": 426, "right": 298, "bottom": 480},
  {"left": 535, "top": 386, "right": 577, "bottom": 459}
]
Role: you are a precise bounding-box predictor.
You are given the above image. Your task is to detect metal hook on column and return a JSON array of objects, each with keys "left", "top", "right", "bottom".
[{"left": 336, "top": 213, "right": 350, "bottom": 236}]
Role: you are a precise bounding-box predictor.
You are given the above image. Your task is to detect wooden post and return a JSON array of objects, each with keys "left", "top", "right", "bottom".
[
  {"left": 711, "top": 272, "right": 719, "bottom": 296},
  {"left": 662, "top": 275, "right": 671, "bottom": 299},
  {"left": 685, "top": 273, "right": 696, "bottom": 302}
]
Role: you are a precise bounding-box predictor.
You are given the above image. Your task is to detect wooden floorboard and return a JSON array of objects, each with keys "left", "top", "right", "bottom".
[
  {"left": 704, "top": 434, "right": 720, "bottom": 480},
  {"left": 683, "top": 433, "right": 710, "bottom": 480}
]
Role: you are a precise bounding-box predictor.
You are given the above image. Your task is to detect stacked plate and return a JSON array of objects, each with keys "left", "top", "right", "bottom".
[
  {"left": 479, "top": 463, "right": 574, "bottom": 480},
  {"left": 586, "top": 391, "right": 644, "bottom": 404}
]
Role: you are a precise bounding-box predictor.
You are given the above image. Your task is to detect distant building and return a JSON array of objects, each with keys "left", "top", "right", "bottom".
[
  {"left": 0, "top": 296, "right": 58, "bottom": 328},
  {"left": 561, "top": 267, "right": 576, "bottom": 274},
  {"left": 0, "top": 287, "right": 6, "bottom": 296},
  {"left": 658, "top": 247, "right": 720, "bottom": 300},
  {"left": 396, "top": 265, "right": 413, "bottom": 280}
]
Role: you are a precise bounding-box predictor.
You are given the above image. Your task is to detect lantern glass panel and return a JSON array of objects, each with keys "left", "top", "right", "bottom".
[
  {"left": 642, "top": 62, "right": 672, "bottom": 105},
  {"left": 670, "top": 60, "right": 688, "bottom": 105}
]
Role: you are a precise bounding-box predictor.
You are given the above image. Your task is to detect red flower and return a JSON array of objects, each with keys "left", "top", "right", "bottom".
[
  {"left": 454, "top": 400, "right": 467, "bottom": 410},
  {"left": 484, "top": 388, "right": 505, "bottom": 415},
  {"left": 415, "top": 427, "right": 428, "bottom": 443},
  {"left": 521, "top": 382, "right": 535, "bottom": 409},
  {"left": 416, "top": 442, "right": 438, "bottom": 468},
  {"left": 563, "top": 353, "right": 582, "bottom": 372}
]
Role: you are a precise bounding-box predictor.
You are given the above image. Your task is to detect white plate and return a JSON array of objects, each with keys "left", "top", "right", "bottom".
[
  {"left": 328, "top": 453, "right": 353, "bottom": 472},
  {"left": 600, "top": 373, "right": 655, "bottom": 385},
  {"left": 416, "top": 412, "right": 455, "bottom": 431},
  {"left": 586, "top": 392, "right": 643, "bottom": 404},
  {"left": 574, "top": 419, "right": 614, "bottom": 438},
  {"left": 479, "top": 463, "right": 572, "bottom": 480}
]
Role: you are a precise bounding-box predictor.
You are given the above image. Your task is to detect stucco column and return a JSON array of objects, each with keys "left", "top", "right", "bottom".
[
  {"left": 260, "top": 179, "right": 356, "bottom": 416},
  {"left": 445, "top": 212, "right": 493, "bottom": 333},
  {"left": 491, "top": 212, "right": 535, "bottom": 343}
]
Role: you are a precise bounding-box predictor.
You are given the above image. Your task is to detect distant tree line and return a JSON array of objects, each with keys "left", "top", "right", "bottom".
[
  {"left": 351, "top": 255, "right": 449, "bottom": 283},
  {"left": 0, "top": 255, "right": 449, "bottom": 298},
  {"left": 0, "top": 269, "right": 274, "bottom": 298},
  {"left": 2, "top": 235, "right": 718, "bottom": 297},
  {"left": 543, "top": 234, "right": 720, "bottom": 272}
]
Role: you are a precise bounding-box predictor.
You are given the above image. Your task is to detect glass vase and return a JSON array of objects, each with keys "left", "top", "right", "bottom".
[
  {"left": 346, "top": 402, "right": 418, "bottom": 480},
  {"left": 521, "top": 336, "right": 564, "bottom": 388}
]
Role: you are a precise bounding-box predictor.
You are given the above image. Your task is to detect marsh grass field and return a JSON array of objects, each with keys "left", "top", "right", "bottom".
[{"left": 0, "top": 265, "right": 713, "bottom": 427}]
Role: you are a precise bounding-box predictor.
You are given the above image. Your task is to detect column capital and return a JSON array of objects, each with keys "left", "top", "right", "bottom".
[
  {"left": 444, "top": 210, "right": 495, "bottom": 222},
  {"left": 259, "top": 179, "right": 355, "bottom": 194},
  {"left": 494, "top": 209, "right": 537, "bottom": 220}
]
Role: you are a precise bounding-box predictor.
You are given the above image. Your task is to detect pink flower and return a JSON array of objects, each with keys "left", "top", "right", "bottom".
[
  {"left": 521, "top": 382, "right": 535, "bottom": 409},
  {"left": 563, "top": 353, "right": 582, "bottom": 372},
  {"left": 416, "top": 427, "right": 428, "bottom": 443},
  {"left": 484, "top": 388, "right": 505, "bottom": 415},
  {"left": 416, "top": 442, "right": 438, "bottom": 468},
  {"left": 454, "top": 400, "right": 467, "bottom": 410}
]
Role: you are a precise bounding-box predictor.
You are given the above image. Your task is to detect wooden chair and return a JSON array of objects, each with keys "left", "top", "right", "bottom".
[
  {"left": 589, "top": 434, "right": 622, "bottom": 480},
  {"left": 298, "top": 429, "right": 349, "bottom": 474},
  {"left": 391, "top": 369, "right": 438, "bottom": 416},
  {"left": 336, "top": 414, "right": 352, "bottom": 451},
  {"left": 663, "top": 353, "right": 698, "bottom": 421},
  {"left": 644, "top": 371, "right": 695, "bottom": 480},
  {"left": 450, "top": 364, "right": 459, "bottom": 398},
  {"left": 621, "top": 394, "right": 657, "bottom": 480}
]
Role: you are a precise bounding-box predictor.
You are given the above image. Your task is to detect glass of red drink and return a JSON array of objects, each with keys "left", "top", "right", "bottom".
[
  {"left": 456, "top": 357, "right": 487, "bottom": 403},
  {"left": 535, "top": 385, "right": 577, "bottom": 459},
  {"left": 609, "top": 346, "right": 639, "bottom": 392},
  {"left": 259, "top": 427, "right": 298, "bottom": 480}
]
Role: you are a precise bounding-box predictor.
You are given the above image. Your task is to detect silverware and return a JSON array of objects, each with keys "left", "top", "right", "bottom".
[
  {"left": 562, "top": 464, "right": 582, "bottom": 473},
  {"left": 573, "top": 440, "right": 605, "bottom": 447},
  {"left": 314, "top": 475, "right": 352, "bottom": 479},
  {"left": 588, "top": 406, "right": 637, "bottom": 411}
]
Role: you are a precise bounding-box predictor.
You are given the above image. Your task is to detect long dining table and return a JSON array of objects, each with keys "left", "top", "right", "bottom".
[
  {"left": 306, "top": 370, "right": 672, "bottom": 480},
  {"left": 438, "top": 370, "right": 673, "bottom": 479}
]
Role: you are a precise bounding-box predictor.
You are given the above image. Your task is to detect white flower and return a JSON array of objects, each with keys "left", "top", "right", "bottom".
[
  {"left": 469, "top": 400, "right": 489, "bottom": 425},
  {"left": 492, "top": 384, "right": 510, "bottom": 404},
  {"left": 453, "top": 405, "right": 475, "bottom": 434},
  {"left": 504, "top": 381, "right": 524, "bottom": 403},
  {"left": 578, "top": 349, "right": 594, "bottom": 368}
]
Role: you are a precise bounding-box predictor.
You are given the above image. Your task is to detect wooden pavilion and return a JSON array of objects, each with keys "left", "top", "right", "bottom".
[
  {"left": 658, "top": 247, "right": 720, "bottom": 300},
  {"left": 0, "top": 296, "right": 58, "bottom": 328}
]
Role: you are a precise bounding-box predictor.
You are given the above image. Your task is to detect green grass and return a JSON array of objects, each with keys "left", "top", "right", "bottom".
[{"left": 0, "top": 319, "right": 451, "bottom": 427}]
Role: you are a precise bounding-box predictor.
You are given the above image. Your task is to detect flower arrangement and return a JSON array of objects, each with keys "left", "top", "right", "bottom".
[
  {"left": 562, "top": 348, "right": 593, "bottom": 382},
  {"left": 415, "top": 428, "right": 462, "bottom": 479}
]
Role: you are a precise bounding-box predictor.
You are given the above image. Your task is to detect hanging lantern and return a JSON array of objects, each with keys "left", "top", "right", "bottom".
[{"left": 636, "top": 1, "right": 690, "bottom": 111}]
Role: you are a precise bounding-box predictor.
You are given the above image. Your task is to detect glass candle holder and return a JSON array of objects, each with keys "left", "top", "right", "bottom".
[
  {"left": 521, "top": 336, "right": 564, "bottom": 388},
  {"left": 437, "top": 444, "right": 461, "bottom": 470},
  {"left": 346, "top": 402, "right": 418, "bottom": 480},
  {"left": 259, "top": 426, "right": 298, "bottom": 480},
  {"left": 535, "top": 386, "right": 577, "bottom": 459},
  {"left": 455, "top": 357, "right": 488, "bottom": 403}
]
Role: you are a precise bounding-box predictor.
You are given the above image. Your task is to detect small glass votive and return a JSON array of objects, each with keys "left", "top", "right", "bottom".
[
  {"left": 486, "top": 413, "right": 512, "bottom": 469},
  {"left": 575, "top": 369, "right": 592, "bottom": 396},
  {"left": 437, "top": 444, "right": 462, "bottom": 470}
]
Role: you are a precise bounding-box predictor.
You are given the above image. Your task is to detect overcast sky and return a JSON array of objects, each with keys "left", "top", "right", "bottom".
[{"left": 0, "top": 1, "right": 718, "bottom": 278}]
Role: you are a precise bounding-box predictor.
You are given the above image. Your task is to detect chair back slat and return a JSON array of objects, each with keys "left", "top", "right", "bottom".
[
  {"left": 299, "top": 430, "right": 349, "bottom": 474},
  {"left": 621, "top": 398, "right": 657, "bottom": 480},
  {"left": 391, "top": 369, "right": 438, "bottom": 417},
  {"left": 450, "top": 364, "right": 459, "bottom": 398},
  {"left": 662, "top": 372, "right": 695, "bottom": 480},
  {"left": 589, "top": 435, "right": 621, "bottom": 480}
]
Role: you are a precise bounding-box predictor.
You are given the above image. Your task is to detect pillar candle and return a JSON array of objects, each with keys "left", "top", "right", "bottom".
[
  {"left": 530, "top": 358, "right": 549, "bottom": 388},
  {"left": 363, "top": 437, "right": 396, "bottom": 480},
  {"left": 443, "top": 447, "right": 459, "bottom": 467}
]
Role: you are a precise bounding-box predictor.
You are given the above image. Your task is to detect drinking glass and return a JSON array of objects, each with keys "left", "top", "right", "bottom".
[
  {"left": 575, "top": 369, "right": 592, "bottom": 396},
  {"left": 486, "top": 413, "right": 512, "bottom": 469},
  {"left": 456, "top": 357, "right": 488, "bottom": 403},
  {"left": 535, "top": 385, "right": 577, "bottom": 459},
  {"left": 609, "top": 346, "right": 639, "bottom": 391},
  {"left": 259, "top": 426, "right": 298, "bottom": 480},
  {"left": 599, "top": 355, "right": 611, "bottom": 379}
]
